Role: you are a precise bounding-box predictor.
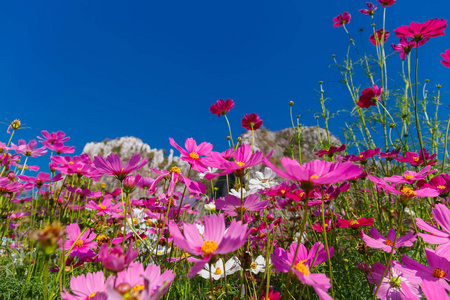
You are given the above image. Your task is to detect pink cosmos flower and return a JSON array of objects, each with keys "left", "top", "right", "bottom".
[
  {"left": 63, "top": 223, "right": 97, "bottom": 258},
  {"left": 394, "top": 148, "right": 437, "bottom": 167},
  {"left": 150, "top": 167, "right": 205, "bottom": 196},
  {"left": 333, "top": 12, "right": 351, "bottom": 28},
  {"left": 46, "top": 142, "right": 75, "bottom": 155},
  {"left": 169, "top": 214, "right": 249, "bottom": 277},
  {"left": 86, "top": 197, "right": 121, "bottom": 216},
  {"left": 215, "top": 194, "right": 268, "bottom": 217},
  {"left": 395, "top": 19, "right": 447, "bottom": 44},
  {"left": 361, "top": 227, "right": 416, "bottom": 253},
  {"left": 262, "top": 290, "right": 281, "bottom": 300},
  {"left": 272, "top": 242, "right": 334, "bottom": 300},
  {"left": 377, "top": 0, "right": 396, "bottom": 7},
  {"left": 263, "top": 157, "right": 363, "bottom": 191},
  {"left": 370, "top": 29, "right": 390, "bottom": 46},
  {"left": 11, "top": 139, "right": 47, "bottom": 157},
  {"left": 93, "top": 153, "right": 148, "bottom": 181},
  {"left": 18, "top": 172, "right": 62, "bottom": 189},
  {"left": 336, "top": 217, "right": 374, "bottom": 228},
  {"left": 210, "top": 98, "right": 235, "bottom": 117},
  {"left": 391, "top": 37, "right": 422, "bottom": 60},
  {"left": 441, "top": 49, "right": 450, "bottom": 67},
  {"left": 205, "top": 144, "right": 271, "bottom": 179},
  {"left": 241, "top": 113, "right": 263, "bottom": 131},
  {"left": 402, "top": 249, "right": 450, "bottom": 299},
  {"left": 417, "top": 176, "right": 450, "bottom": 197},
  {"left": 358, "top": 84, "right": 383, "bottom": 108},
  {"left": 367, "top": 261, "right": 422, "bottom": 300},
  {"left": 38, "top": 130, "right": 70, "bottom": 147},
  {"left": 0, "top": 177, "right": 23, "bottom": 195},
  {"left": 360, "top": 2, "right": 377, "bottom": 15},
  {"left": 349, "top": 148, "right": 381, "bottom": 164},
  {"left": 61, "top": 271, "right": 107, "bottom": 300},
  {"left": 315, "top": 144, "right": 346, "bottom": 158},
  {"left": 377, "top": 148, "right": 400, "bottom": 160},
  {"left": 416, "top": 204, "right": 450, "bottom": 256},
  {"left": 99, "top": 241, "right": 138, "bottom": 272},
  {"left": 169, "top": 138, "right": 212, "bottom": 173},
  {"left": 383, "top": 165, "right": 436, "bottom": 184}
]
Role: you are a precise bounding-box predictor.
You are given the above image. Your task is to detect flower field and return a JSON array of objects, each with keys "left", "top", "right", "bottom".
[{"left": 2, "top": 0, "right": 450, "bottom": 299}]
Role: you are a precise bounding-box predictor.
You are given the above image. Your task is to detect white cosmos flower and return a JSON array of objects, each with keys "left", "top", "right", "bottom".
[
  {"left": 204, "top": 202, "right": 216, "bottom": 211},
  {"left": 230, "top": 187, "right": 257, "bottom": 198},
  {"left": 249, "top": 167, "right": 277, "bottom": 191},
  {"left": 197, "top": 257, "right": 241, "bottom": 280},
  {"left": 248, "top": 255, "right": 266, "bottom": 274},
  {"left": 198, "top": 167, "right": 218, "bottom": 180}
]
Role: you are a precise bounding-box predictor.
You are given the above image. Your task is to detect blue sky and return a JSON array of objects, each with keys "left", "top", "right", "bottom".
[{"left": 2, "top": 0, "right": 450, "bottom": 169}]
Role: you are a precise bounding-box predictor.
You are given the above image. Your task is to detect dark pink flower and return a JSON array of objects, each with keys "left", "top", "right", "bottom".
[
  {"left": 63, "top": 223, "right": 97, "bottom": 258},
  {"left": 99, "top": 241, "right": 138, "bottom": 272},
  {"left": 361, "top": 227, "right": 416, "bottom": 253},
  {"left": 333, "top": 12, "right": 351, "bottom": 28},
  {"left": 395, "top": 19, "right": 447, "bottom": 44},
  {"left": 46, "top": 142, "right": 75, "bottom": 155},
  {"left": 336, "top": 217, "right": 374, "bottom": 228},
  {"left": 241, "top": 113, "right": 263, "bottom": 131},
  {"left": 384, "top": 165, "right": 436, "bottom": 184},
  {"left": 377, "top": 0, "right": 396, "bottom": 7},
  {"left": 93, "top": 153, "right": 148, "bottom": 181},
  {"left": 370, "top": 29, "right": 390, "bottom": 46},
  {"left": 358, "top": 85, "right": 382, "bottom": 108},
  {"left": 391, "top": 37, "right": 424, "bottom": 60},
  {"left": 215, "top": 194, "right": 268, "bottom": 217},
  {"left": 38, "top": 130, "right": 70, "bottom": 147},
  {"left": 315, "top": 144, "right": 346, "bottom": 158},
  {"left": 210, "top": 98, "right": 235, "bottom": 117},
  {"left": 394, "top": 148, "right": 437, "bottom": 167},
  {"left": 441, "top": 49, "right": 450, "bottom": 67},
  {"left": 359, "top": 2, "right": 377, "bottom": 15}
]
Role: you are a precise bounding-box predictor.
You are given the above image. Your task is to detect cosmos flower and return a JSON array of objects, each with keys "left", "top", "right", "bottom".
[
  {"left": 441, "top": 49, "right": 450, "bottom": 67},
  {"left": 383, "top": 166, "right": 436, "bottom": 184},
  {"left": 391, "top": 37, "right": 421, "bottom": 60},
  {"left": 215, "top": 194, "right": 268, "bottom": 217},
  {"left": 333, "top": 12, "right": 351, "bottom": 28},
  {"left": 63, "top": 223, "right": 97, "bottom": 258},
  {"left": 93, "top": 153, "right": 148, "bottom": 181},
  {"left": 359, "top": 2, "right": 377, "bottom": 15},
  {"left": 61, "top": 271, "right": 107, "bottom": 300},
  {"left": 169, "top": 138, "right": 212, "bottom": 173},
  {"left": 210, "top": 99, "right": 235, "bottom": 117},
  {"left": 315, "top": 144, "right": 346, "bottom": 158},
  {"left": 98, "top": 241, "right": 138, "bottom": 272},
  {"left": 377, "top": 0, "right": 396, "bottom": 7},
  {"left": 357, "top": 85, "right": 383, "bottom": 108},
  {"left": 272, "top": 242, "right": 334, "bottom": 300},
  {"left": 197, "top": 257, "right": 241, "bottom": 280},
  {"left": 370, "top": 29, "right": 390, "bottom": 46},
  {"left": 395, "top": 19, "right": 447, "bottom": 44},
  {"left": 416, "top": 204, "right": 450, "bottom": 256},
  {"left": 168, "top": 214, "right": 249, "bottom": 278},
  {"left": 249, "top": 167, "right": 278, "bottom": 190},
  {"left": 336, "top": 217, "right": 374, "bottom": 228},
  {"left": 241, "top": 113, "right": 263, "bottom": 131},
  {"left": 11, "top": 139, "right": 47, "bottom": 157},
  {"left": 18, "top": 172, "right": 62, "bottom": 189},
  {"left": 38, "top": 130, "right": 70, "bottom": 147},
  {"left": 361, "top": 227, "right": 416, "bottom": 253},
  {"left": 394, "top": 148, "right": 437, "bottom": 167}
]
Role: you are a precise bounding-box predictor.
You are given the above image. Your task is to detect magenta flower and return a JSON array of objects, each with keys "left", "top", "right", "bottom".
[
  {"left": 150, "top": 166, "right": 205, "bottom": 196},
  {"left": 417, "top": 176, "right": 450, "bottom": 197},
  {"left": 18, "top": 172, "right": 62, "bottom": 189},
  {"left": 63, "top": 223, "right": 97, "bottom": 258},
  {"left": 99, "top": 241, "right": 138, "bottom": 272},
  {"left": 169, "top": 138, "right": 212, "bottom": 173},
  {"left": 370, "top": 29, "right": 390, "bottom": 46},
  {"left": 86, "top": 197, "right": 121, "bottom": 216},
  {"left": 169, "top": 214, "right": 249, "bottom": 277},
  {"left": 349, "top": 148, "right": 381, "bottom": 164},
  {"left": 402, "top": 249, "right": 450, "bottom": 299},
  {"left": 272, "top": 242, "right": 334, "bottom": 300},
  {"left": 395, "top": 19, "right": 447, "bottom": 44},
  {"left": 241, "top": 113, "right": 263, "bottom": 131},
  {"left": 361, "top": 227, "right": 416, "bottom": 253},
  {"left": 215, "top": 194, "right": 268, "bottom": 217},
  {"left": 384, "top": 165, "right": 436, "bottom": 184},
  {"left": 394, "top": 148, "right": 437, "bottom": 167},
  {"left": 377, "top": 0, "right": 396, "bottom": 6},
  {"left": 0, "top": 177, "right": 23, "bottom": 195},
  {"left": 11, "top": 139, "right": 47, "bottom": 157},
  {"left": 392, "top": 37, "right": 419, "bottom": 60},
  {"left": 333, "top": 12, "right": 351, "bottom": 28},
  {"left": 315, "top": 144, "right": 346, "bottom": 158},
  {"left": 205, "top": 143, "right": 271, "bottom": 179},
  {"left": 264, "top": 157, "right": 362, "bottom": 191},
  {"left": 93, "top": 153, "right": 148, "bottom": 181},
  {"left": 61, "top": 271, "right": 107, "bottom": 300},
  {"left": 38, "top": 130, "right": 70, "bottom": 147},
  {"left": 367, "top": 261, "right": 421, "bottom": 300},
  {"left": 336, "top": 217, "right": 374, "bottom": 229},
  {"left": 46, "top": 141, "right": 75, "bottom": 155},
  {"left": 360, "top": 2, "right": 377, "bottom": 15},
  {"left": 358, "top": 84, "right": 382, "bottom": 108},
  {"left": 416, "top": 204, "right": 450, "bottom": 256},
  {"left": 210, "top": 98, "right": 235, "bottom": 117},
  {"left": 441, "top": 49, "right": 450, "bottom": 67}
]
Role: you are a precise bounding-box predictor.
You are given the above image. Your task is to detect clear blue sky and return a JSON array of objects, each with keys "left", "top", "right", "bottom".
[{"left": 2, "top": 0, "right": 450, "bottom": 167}]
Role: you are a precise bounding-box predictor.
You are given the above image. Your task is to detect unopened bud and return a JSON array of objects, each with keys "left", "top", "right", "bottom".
[{"left": 289, "top": 100, "right": 294, "bottom": 106}]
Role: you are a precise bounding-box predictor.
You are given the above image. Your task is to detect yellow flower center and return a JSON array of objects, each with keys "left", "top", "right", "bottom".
[
  {"left": 384, "top": 239, "right": 393, "bottom": 246},
  {"left": 294, "top": 260, "right": 310, "bottom": 275},
  {"left": 100, "top": 205, "right": 106, "bottom": 210},
  {"left": 189, "top": 152, "right": 199, "bottom": 160},
  {"left": 133, "top": 284, "right": 145, "bottom": 292},
  {"left": 280, "top": 190, "right": 286, "bottom": 194},
  {"left": 359, "top": 154, "right": 364, "bottom": 158},
  {"left": 350, "top": 220, "right": 359, "bottom": 226},
  {"left": 310, "top": 174, "right": 319, "bottom": 181},
  {"left": 413, "top": 157, "right": 419, "bottom": 162},
  {"left": 250, "top": 262, "right": 257, "bottom": 269},
  {"left": 170, "top": 166, "right": 181, "bottom": 174},
  {"left": 181, "top": 252, "right": 190, "bottom": 258},
  {"left": 11, "top": 120, "right": 21, "bottom": 130},
  {"left": 146, "top": 219, "right": 153, "bottom": 226},
  {"left": 75, "top": 240, "right": 84, "bottom": 247},
  {"left": 323, "top": 194, "right": 330, "bottom": 200},
  {"left": 401, "top": 187, "right": 417, "bottom": 197},
  {"left": 433, "top": 268, "right": 446, "bottom": 278},
  {"left": 404, "top": 175, "right": 413, "bottom": 180},
  {"left": 437, "top": 185, "right": 446, "bottom": 190},
  {"left": 236, "top": 161, "right": 245, "bottom": 167},
  {"left": 201, "top": 240, "right": 218, "bottom": 255},
  {"left": 214, "top": 267, "right": 222, "bottom": 275},
  {"left": 88, "top": 292, "right": 97, "bottom": 299}
]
